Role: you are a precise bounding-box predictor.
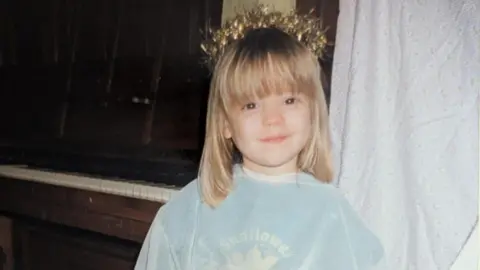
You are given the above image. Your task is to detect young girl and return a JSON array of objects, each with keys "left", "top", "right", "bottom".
[{"left": 135, "top": 27, "right": 383, "bottom": 270}]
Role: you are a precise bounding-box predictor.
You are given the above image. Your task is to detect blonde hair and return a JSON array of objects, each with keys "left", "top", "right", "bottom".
[{"left": 198, "top": 27, "right": 333, "bottom": 207}]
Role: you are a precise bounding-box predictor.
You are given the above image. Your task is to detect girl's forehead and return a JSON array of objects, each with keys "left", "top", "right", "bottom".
[
  {"left": 226, "top": 84, "right": 310, "bottom": 104},
  {"left": 248, "top": 91, "right": 303, "bottom": 100}
]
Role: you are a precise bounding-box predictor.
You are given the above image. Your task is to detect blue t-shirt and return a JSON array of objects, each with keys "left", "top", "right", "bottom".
[{"left": 135, "top": 165, "right": 383, "bottom": 269}]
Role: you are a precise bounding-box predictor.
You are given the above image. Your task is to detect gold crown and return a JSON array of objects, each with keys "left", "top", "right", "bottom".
[{"left": 200, "top": 4, "right": 329, "bottom": 70}]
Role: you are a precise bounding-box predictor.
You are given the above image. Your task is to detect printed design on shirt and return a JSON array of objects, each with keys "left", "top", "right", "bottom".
[
  {"left": 198, "top": 228, "right": 293, "bottom": 270},
  {"left": 211, "top": 245, "right": 278, "bottom": 270}
]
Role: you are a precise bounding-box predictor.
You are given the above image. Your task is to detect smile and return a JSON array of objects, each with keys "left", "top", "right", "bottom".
[{"left": 259, "top": 135, "right": 288, "bottom": 143}]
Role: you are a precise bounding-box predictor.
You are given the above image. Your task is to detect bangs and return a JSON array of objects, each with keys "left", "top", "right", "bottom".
[{"left": 218, "top": 45, "right": 319, "bottom": 108}]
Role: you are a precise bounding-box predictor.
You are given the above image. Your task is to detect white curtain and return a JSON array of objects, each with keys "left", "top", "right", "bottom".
[{"left": 330, "top": 0, "right": 479, "bottom": 269}]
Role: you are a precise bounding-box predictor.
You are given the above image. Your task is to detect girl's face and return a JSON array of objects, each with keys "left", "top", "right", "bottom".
[{"left": 224, "top": 92, "right": 311, "bottom": 175}]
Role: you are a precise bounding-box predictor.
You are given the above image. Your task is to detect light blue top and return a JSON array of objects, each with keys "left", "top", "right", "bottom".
[{"left": 135, "top": 165, "right": 384, "bottom": 270}]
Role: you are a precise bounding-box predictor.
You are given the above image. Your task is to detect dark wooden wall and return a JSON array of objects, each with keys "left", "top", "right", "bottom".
[
  {"left": 0, "top": 0, "right": 338, "bottom": 170},
  {"left": 296, "top": 0, "right": 339, "bottom": 102},
  {"left": 296, "top": 0, "right": 339, "bottom": 43},
  {"left": 0, "top": 0, "right": 222, "bottom": 152},
  {"left": 0, "top": 0, "right": 337, "bottom": 153}
]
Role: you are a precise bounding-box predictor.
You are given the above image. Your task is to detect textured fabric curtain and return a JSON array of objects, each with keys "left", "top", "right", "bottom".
[{"left": 330, "top": 0, "right": 479, "bottom": 269}]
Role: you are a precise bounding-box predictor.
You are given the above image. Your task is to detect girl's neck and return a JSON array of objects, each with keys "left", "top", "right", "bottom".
[
  {"left": 242, "top": 159, "right": 299, "bottom": 176},
  {"left": 241, "top": 165, "right": 299, "bottom": 184}
]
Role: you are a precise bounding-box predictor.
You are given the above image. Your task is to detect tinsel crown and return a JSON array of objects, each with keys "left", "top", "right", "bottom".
[{"left": 200, "top": 4, "right": 329, "bottom": 70}]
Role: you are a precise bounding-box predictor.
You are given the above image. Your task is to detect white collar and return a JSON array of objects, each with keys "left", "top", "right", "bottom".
[{"left": 241, "top": 166, "right": 299, "bottom": 184}]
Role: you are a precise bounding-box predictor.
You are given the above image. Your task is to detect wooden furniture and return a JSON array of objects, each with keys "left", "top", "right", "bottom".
[
  {"left": 0, "top": 216, "right": 13, "bottom": 270},
  {"left": 0, "top": 166, "right": 175, "bottom": 270},
  {"left": 0, "top": 0, "right": 222, "bottom": 153}
]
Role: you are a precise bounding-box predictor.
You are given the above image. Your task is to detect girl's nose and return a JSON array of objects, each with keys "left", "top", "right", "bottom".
[{"left": 262, "top": 105, "right": 284, "bottom": 126}]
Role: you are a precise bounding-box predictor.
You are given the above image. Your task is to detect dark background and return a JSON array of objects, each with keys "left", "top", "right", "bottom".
[{"left": 0, "top": 0, "right": 339, "bottom": 187}]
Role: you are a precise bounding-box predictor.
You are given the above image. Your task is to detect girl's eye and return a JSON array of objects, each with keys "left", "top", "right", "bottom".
[
  {"left": 242, "top": 102, "right": 256, "bottom": 110},
  {"left": 285, "top": 97, "right": 297, "bottom": 105}
]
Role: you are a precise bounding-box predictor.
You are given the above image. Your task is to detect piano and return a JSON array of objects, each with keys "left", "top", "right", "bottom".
[{"left": 0, "top": 144, "right": 197, "bottom": 270}]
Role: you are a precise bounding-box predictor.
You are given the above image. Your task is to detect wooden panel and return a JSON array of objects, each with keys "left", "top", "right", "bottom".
[
  {"left": 0, "top": 0, "right": 223, "bottom": 150},
  {"left": 151, "top": 83, "right": 208, "bottom": 149},
  {"left": 13, "top": 222, "right": 139, "bottom": 270},
  {"left": 0, "top": 65, "right": 65, "bottom": 140},
  {"left": 62, "top": 58, "right": 153, "bottom": 146},
  {"left": 59, "top": 0, "right": 152, "bottom": 145},
  {"left": 296, "top": 0, "right": 339, "bottom": 102},
  {"left": 0, "top": 178, "right": 154, "bottom": 269},
  {"left": 75, "top": 0, "right": 118, "bottom": 61},
  {"left": 296, "top": 0, "right": 339, "bottom": 43},
  {"left": 0, "top": 216, "right": 13, "bottom": 270},
  {"left": 148, "top": 0, "right": 222, "bottom": 149},
  {"left": 0, "top": 178, "right": 162, "bottom": 243}
]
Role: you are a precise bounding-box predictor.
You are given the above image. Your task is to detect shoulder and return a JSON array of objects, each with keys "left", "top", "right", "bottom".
[
  {"left": 160, "top": 178, "right": 201, "bottom": 217},
  {"left": 165, "top": 178, "right": 201, "bottom": 208},
  {"left": 314, "top": 185, "right": 384, "bottom": 266},
  {"left": 152, "top": 179, "right": 201, "bottom": 233},
  {"left": 294, "top": 172, "right": 347, "bottom": 206},
  {"left": 296, "top": 175, "right": 385, "bottom": 266},
  {"left": 294, "top": 174, "right": 376, "bottom": 232},
  {"left": 137, "top": 179, "right": 202, "bottom": 267},
  {"left": 296, "top": 174, "right": 364, "bottom": 223}
]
